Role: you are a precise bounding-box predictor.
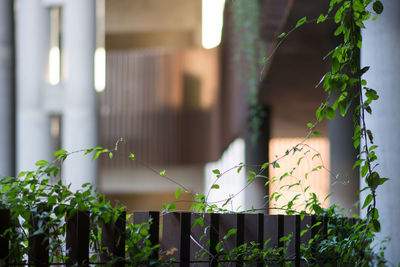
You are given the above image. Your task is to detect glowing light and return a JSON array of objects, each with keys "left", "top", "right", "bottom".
[
  {"left": 49, "top": 46, "right": 60, "bottom": 85},
  {"left": 202, "top": 0, "right": 225, "bottom": 49},
  {"left": 94, "top": 47, "right": 106, "bottom": 92}
]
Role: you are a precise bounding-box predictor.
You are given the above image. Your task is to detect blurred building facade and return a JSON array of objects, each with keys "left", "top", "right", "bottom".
[{"left": 1, "top": 0, "right": 399, "bottom": 263}]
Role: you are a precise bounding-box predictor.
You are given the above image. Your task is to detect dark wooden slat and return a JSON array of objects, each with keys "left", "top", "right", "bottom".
[
  {"left": 29, "top": 211, "right": 49, "bottom": 267},
  {"left": 295, "top": 215, "right": 301, "bottom": 267},
  {"left": 189, "top": 213, "right": 219, "bottom": 267},
  {"left": 190, "top": 213, "right": 208, "bottom": 267},
  {"left": 309, "top": 215, "right": 328, "bottom": 265},
  {"left": 264, "top": 215, "right": 279, "bottom": 250},
  {"left": 0, "top": 209, "right": 10, "bottom": 263},
  {"left": 283, "top": 215, "right": 296, "bottom": 264},
  {"left": 244, "top": 213, "right": 264, "bottom": 267},
  {"left": 101, "top": 211, "right": 126, "bottom": 267},
  {"left": 162, "top": 212, "right": 191, "bottom": 266},
  {"left": 133, "top": 211, "right": 160, "bottom": 260},
  {"left": 218, "top": 213, "right": 244, "bottom": 266},
  {"left": 299, "top": 215, "right": 312, "bottom": 267},
  {"left": 66, "top": 211, "right": 90, "bottom": 267},
  {"left": 244, "top": 213, "right": 264, "bottom": 245}
]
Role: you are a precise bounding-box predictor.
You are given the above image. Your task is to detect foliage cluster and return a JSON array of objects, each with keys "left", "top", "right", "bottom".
[{"left": 0, "top": 148, "right": 159, "bottom": 266}]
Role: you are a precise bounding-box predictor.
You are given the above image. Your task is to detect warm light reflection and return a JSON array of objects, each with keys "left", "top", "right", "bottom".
[
  {"left": 202, "top": 0, "right": 225, "bottom": 49},
  {"left": 95, "top": 47, "right": 106, "bottom": 92},
  {"left": 49, "top": 46, "right": 60, "bottom": 85},
  {"left": 269, "top": 138, "right": 330, "bottom": 214}
]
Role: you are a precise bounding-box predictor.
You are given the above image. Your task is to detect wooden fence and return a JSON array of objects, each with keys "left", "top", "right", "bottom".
[{"left": 0, "top": 210, "right": 356, "bottom": 266}]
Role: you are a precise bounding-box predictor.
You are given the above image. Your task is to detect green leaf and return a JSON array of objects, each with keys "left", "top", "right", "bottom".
[
  {"left": 84, "top": 148, "right": 93, "bottom": 155},
  {"left": 296, "top": 16, "right": 307, "bottom": 28},
  {"left": 334, "top": 24, "right": 344, "bottom": 36},
  {"left": 167, "top": 203, "right": 176, "bottom": 211},
  {"left": 174, "top": 188, "right": 182, "bottom": 199},
  {"left": 272, "top": 161, "right": 280, "bottom": 168},
  {"left": 247, "top": 170, "right": 256, "bottom": 176},
  {"left": 367, "top": 130, "right": 374, "bottom": 143},
  {"left": 379, "top": 177, "right": 389, "bottom": 185},
  {"left": 312, "top": 204, "right": 323, "bottom": 214},
  {"left": 278, "top": 32, "right": 286, "bottom": 38},
  {"left": 261, "top": 162, "right": 269, "bottom": 170},
  {"left": 334, "top": 8, "right": 342, "bottom": 23},
  {"left": 93, "top": 150, "right": 102, "bottom": 160},
  {"left": 212, "top": 169, "right": 220, "bottom": 175},
  {"left": 338, "top": 101, "right": 347, "bottom": 117},
  {"left": 224, "top": 228, "right": 237, "bottom": 240},
  {"left": 317, "top": 14, "right": 327, "bottom": 23},
  {"left": 35, "top": 160, "right": 48, "bottom": 167},
  {"left": 366, "top": 171, "right": 380, "bottom": 190},
  {"left": 373, "top": 1, "right": 383, "bottom": 14},
  {"left": 362, "top": 194, "right": 373, "bottom": 209},
  {"left": 370, "top": 218, "right": 381, "bottom": 232},
  {"left": 237, "top": 166, "right": 243, "bottom": 173},
  {"left": 325, "top": 107, "right": 336, "bottom": 120},
  {"left": 53, "top": 149, "right": 67, "bottom": 157},
  {"left": 300, "top": 229, "right": 308, "bottom": 237},
  {"left": 211, "top": 184, "right": 220, "bottom": 189},
  {"left": 316, "top": 108, "right": 322, "bottom": 122},
  {"left": 359, "top": 66, "right": 370, "bottom": 75},
  {"left": 353, "top": 159, "right": 365, "bottom": 170}
]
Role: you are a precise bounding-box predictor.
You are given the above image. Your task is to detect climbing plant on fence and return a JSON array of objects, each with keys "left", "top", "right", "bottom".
[{"left": 0, "top": 0, "right": 390, "bottom": 266}]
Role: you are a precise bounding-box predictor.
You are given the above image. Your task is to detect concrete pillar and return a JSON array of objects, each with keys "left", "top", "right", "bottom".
[
  {"left": 361, "top": 0, "right": 400, "bottom": 263},
  {"left": 244, "top": 106, "right": 270, "bottom": 213},
  {"left": 328, "top": 104, "right": 359, "bottom": 216},
  {"left": 61, "top": 0, "right": 97, "bottom": 191},
  {"left": 0, "top": 0, "right": 15, "bottom": 177},
  {"left": 16, "top": 0, "right": 52, "bottom": 172}
]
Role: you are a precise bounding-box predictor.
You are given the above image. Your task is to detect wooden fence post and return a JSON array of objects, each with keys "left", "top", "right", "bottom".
[
  {"left": 29, "top": 209, "right": 49, "bottom": 267},
  {"left": 101, "top": 211, "right": 126, "bottom": 267},
  {"left": 243, "top": 213, "right": 264, "bottom": 267},
  {"left": 190, "top": 213, "right": 220, "bottom": 267},
  {"left": 0, "top": 209, "right": 10, "bottom": 264},
  {"left": 283, "top": 215, "right": 297, "bottom": 265},
  {"left": 218, "top": 213, "right": 244, "bottom": 266},
  {"left": 264, "top": 214, "right": 279, "bottom": 250},
  {"left": 133, "top": 211, "right": 160, "bottom": 260},
  {"left": 66, "top": 211, "right": 90, "bottom": 267},
  {"left": 162, "top": 212, "right": 191, "bottom": 267}
]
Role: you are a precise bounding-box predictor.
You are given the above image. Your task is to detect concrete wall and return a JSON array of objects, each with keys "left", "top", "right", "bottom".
[{"left": 361, "top": 0, "right": 400, "bottom": 263}]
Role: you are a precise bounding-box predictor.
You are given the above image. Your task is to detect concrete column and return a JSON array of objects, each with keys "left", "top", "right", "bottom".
[
  {"left": 16, "top": 0, "right": 52, "bottom": 172},
  {"left": 361, "top": 0, "right": 400, "bottom": 263},
  {"left": 62, "top": 0, "right": 97, "bottom": 191},
  {"left": 0, "top": 0, "right": 14, "bottom": 177},
  {"left": 328, "top": 103, "right": 359, "bottom": 216},
  {"left": 244, "top": 106, "right": 270, "bottom": 213}
]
